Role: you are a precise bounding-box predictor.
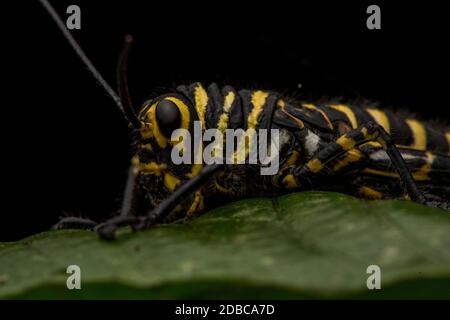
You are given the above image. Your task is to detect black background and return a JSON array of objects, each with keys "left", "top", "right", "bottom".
[
  {"left": 1, "top": 300, "right": 444, "bottom": 319},
  {"left": 4, "top": 1, "right": 449, "bottom": 241}
]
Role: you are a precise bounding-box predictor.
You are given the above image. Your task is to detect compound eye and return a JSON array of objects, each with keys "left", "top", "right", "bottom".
[{"left": 156, "top": 99, "right": 181, "bottom": 138}]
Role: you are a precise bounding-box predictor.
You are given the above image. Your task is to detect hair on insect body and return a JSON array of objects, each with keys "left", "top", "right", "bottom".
[{"left": 40, "top": 0, "right": 450, "bottom": 241}]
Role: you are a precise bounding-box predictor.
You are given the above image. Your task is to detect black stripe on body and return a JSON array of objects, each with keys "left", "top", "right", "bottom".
[
  {"left": 384, "top": 110, "right": 414, "bottom": 147},
  {"left": 176, "top": 83, "right": 197, "bottom": 105},
  {"left": 238, "top": 90, "right": 253, "bottom": 130},
  {"left": 425, "top": 126, "right": 449, "bottom": 154},
  {"left": 175, "top": 84, "right": 202, "bottom": 124},
  {"left": 350, "top": 105, "right": 375, "bottom": 128},
  {"left": 205, "top": 83, "right": 224, "bottom": 129},
  {"left": 257, "top": 94, "right": 279, "bottom": 130}
]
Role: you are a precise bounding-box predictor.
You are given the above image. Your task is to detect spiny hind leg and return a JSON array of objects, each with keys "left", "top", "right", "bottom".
[
  {"left": 355, "top": 145, "right": 450, "bottom": 208},
  {"left": 359, "top": 143, "right": 450, "bottom": 183},
  {"left": 360, "top": 143, "right": 450, "bottom": 207},
  {"left": 279, "top": 121, "right": 428, "bottom": 204}
]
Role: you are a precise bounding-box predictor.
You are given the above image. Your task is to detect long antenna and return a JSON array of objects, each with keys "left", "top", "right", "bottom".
[
  {"left": 117, "top": 35, "right": 141, "bottom": 128},
  {"left": 38, "top": 0, "right": 141, "bottom": 128}
]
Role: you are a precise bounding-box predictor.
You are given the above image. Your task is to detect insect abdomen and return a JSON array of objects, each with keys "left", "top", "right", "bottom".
[{"left": 310, "top": 103, "right": 450, "bottom": 155}]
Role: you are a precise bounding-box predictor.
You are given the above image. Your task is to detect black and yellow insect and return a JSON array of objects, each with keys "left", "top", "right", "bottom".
[{"left": 41, "top": 0, "right": 450, "bottom": 240}]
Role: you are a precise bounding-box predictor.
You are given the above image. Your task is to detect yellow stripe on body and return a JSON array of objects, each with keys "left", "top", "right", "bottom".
[
  {"left": 187, "top": 191, "right": 204, "bottom": 216},
  {"left": 194, "top": 83, "right": 208, "bottom": 131},
  {"left": 233, "top": 91, "right": 269, "bottom": 163},
  {"left": 302, "top": 103, "right": 334, "bottom": 130},
  {"left": 138, "top": 162, "right": 167, "bottom": 176},
  {"left": 164, "top": 172, "right": 181, "bottom": 192},
  {"left": 359, "top": 186, "right": 383, "bottom": 200},
  {"left": 279, "top": 151, "right": 302, "bottom": 188},
  {"left": 366, "top": 108, "right": 390, "bottom": 133},
  {"left": 248, "top": 91, "right": 269, "bottom": 129},
  {"left": 307, "top": 158, "right": 323, "bottom": 173},
  {"left": 217, "top": 91, "right": 236, "bottom": 132},
  {"left": 131, "top": 155, "right": 181, "bottom": 192},
  {"left": 329, "top": 104, "right": 358, "bottom": 129},
  {"left": 212, "top": 91, "right": 236, "bottom": 160},
  {"left": 333, "top": 149, "right": 363, "bottom": 171},
  {"left": 284, "top": 150, "right": 300, "bottom": 167},
  {"left": 362, "top": 141, "right": 382, "bottom": 148},
  {"left": 282, "top": 174, "right": 300, "bottom": 188},
  {"left": 131, "top": 156, "right": 167, "bottom": 176},
  {"left": 336, "top": 136, "right": 357, "bottom": 151},
  {"left": 186, "top": 165, "right": 203, "bottom": 179},
  {"left": 405, "top": 119, "right": 427, "bottom": 150}
]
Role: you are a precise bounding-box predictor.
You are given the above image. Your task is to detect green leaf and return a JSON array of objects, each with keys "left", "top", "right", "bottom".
[{"left": 1, "top": 191, "right": 450, "bottom": 299}]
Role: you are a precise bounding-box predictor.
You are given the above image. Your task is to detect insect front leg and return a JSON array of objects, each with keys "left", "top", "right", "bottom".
[
  {"left": 281, "top": 121, "right": 428, "bottom": 204},
  {"left": 119, "top": 166, "right": 141, "bottom": 217},
  {"left": 95, "top": 164, "right": 224, "bottom": 240}
]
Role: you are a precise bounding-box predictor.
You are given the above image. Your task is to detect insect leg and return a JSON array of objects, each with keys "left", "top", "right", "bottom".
[
  {"left": 286, "top": 121, "right": 427, "bottom": 204},
  {"left": 95, "top": 164, "right": 224, "bottom": 240},
  {"left": 53, "top": 217, "right": 97, "bottom": 230},
  {"left": 119, "top": 166, "right": 139, "bottom": 217}
]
